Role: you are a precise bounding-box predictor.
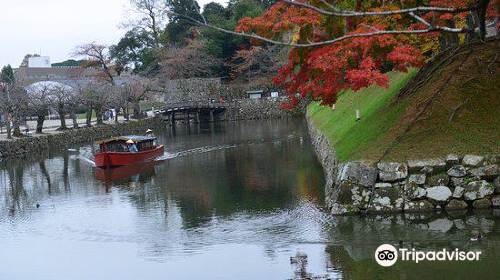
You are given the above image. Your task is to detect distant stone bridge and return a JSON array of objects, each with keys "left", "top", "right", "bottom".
[{"left": 157, "top": 98, "right": 299, "bottom": 124}]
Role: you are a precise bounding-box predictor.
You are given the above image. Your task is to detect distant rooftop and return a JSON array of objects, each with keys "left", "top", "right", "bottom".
[{"left": 28, "top": 56, "right": 51, "bottom": 68}]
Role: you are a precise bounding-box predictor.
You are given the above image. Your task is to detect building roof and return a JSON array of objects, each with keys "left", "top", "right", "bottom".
[
  {"left": 98, "top": 135, "right": 156, "bottom": 144},
  {"left": 247, "top": 90, "right": 264, "bottom": 94}
]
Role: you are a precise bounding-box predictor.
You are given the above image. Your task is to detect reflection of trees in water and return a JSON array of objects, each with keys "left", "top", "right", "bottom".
[
  {"left": 39, "top": 160, "right": 52, "bottom": 194},
  {"left": 140, "top": 122, "right": 325, "bottom": 229},
  {"left": 3, "top": 165, "right": 26, "bottom": 216},
  {"left": 0, "top": 148, "right": 98, "bottom": 216}
]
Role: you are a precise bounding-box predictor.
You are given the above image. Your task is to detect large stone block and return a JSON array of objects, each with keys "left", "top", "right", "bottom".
[
  {"left": 335, "top": 162, "right": 377, "bottom": 188},
  {"left": 404, "top": 200, "right": 435, "bottom": 212},
  {"left": 468, "top": 165, "right": 499, "bottom": 180},
  {"left": 408, "top": 158, "right": 447, "bottom": 173},
  {"left": 405, "top": 183, "right": 426, "bottom": 200},
  {"left": 426, "top": 186, "right": 452, "bottom": 205},
  {"left": 450, "top": 177, "right": 466, "bottom": 187},
  {"left": 491, "top": 195, "right": 500, "bottom": 208},
  {"left": 452, "top": 186, "right": 465, "bottom": 199},
  {"left": 445, "top": 154, "right": 461, "bottom": 166},
  {"left": 445, "top": 199, "right": 468, "bottom": 211},
  {"left": 472, "top": 198, "right": 492, "bottom": 209},
  {"left": 463, "top": 180, "right": 494, "bottom": 201},
  {"left": 484, "top": 154, "right": 500, "bottom": 165},
  {"left": 368, "top": 187, "right": 404, "bottom": 212},
  {"left": 462, "top": 155, "right": 484, "bottom": 167},
  {"left": 447, "top": 165, "right": 467, "bottom": 177},
  {"left": 330, "top": 182, "right": 372, "bottom": 214},
  {"left": 377, "top": 162, "right": 408, "bottom": 182},
  {"left": 408, "top": 174, "right": 426, "bottom": 185}
]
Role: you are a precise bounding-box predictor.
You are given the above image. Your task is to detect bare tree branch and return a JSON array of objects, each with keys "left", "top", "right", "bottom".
[
  {"left": 279, "top": 0, "right": 478, "bottom": 17},
  {"left": 169, "top": 11, "right": 469, "bottom": 48}
]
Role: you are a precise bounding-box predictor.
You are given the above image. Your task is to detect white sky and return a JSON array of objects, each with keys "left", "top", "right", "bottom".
[{"left": 0, "top": 0, "right": 227, "bottom": 68}]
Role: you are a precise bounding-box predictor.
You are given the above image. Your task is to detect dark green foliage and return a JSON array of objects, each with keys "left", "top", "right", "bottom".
[
  {"left": 112, "top": 0, "right": 270, "bottom": 79},
  {"left": 198, "top": 1, "right": 264, "bottom": 77},
  {"left": 1, "top": 65, "right": 15, "bottom": 84},
  {"left": 110, "top": 29, "right": 160, "bottom": 75},
  {"left": 164, "top": 0, "right": 203, "bottom": 45},
  {"left": 51, "top": 59, "right": 87, "bottom": 67}
]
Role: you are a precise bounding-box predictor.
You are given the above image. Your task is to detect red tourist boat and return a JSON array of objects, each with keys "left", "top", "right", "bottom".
[{"left": 94, "top": 135, "right": 164, "bottom": 168}]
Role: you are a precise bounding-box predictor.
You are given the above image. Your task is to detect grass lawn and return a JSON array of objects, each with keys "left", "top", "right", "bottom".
[
  {"left": 76, "top": 110, "right": 96, "bottom": 119},
  {"left": 307, "top": 40, "right": 500, "bottom": 163},
  {"left": 307, "top": 69, "right": 418, "bottom": 162}
]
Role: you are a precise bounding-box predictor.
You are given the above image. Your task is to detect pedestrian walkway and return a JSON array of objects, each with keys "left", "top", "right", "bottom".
[{"left": 0, "top": 116, "right": 130, "bottom": 141}]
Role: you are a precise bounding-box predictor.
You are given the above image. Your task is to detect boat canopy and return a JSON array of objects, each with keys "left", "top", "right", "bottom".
[{"left": 97, "top": 135, "right": 156, "bottom": 144}]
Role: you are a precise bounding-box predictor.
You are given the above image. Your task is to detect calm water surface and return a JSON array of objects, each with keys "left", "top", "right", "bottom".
[{"left": 1, "top": 119, "right": 499, "bottom": 280}]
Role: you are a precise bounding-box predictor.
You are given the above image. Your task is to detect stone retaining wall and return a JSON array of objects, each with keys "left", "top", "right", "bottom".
[
  {"left": 222, "top": 98, "right": 304, "bottom": 121},
  {"left": 0, "top": 117, "right": 163, "bottom": 159},
  {"left": 306, "top": 113, "right": 500, "bottom": 215}
]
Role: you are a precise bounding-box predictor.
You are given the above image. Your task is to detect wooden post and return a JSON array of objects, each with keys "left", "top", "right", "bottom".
[
  {"left": 170, "top": 112, "right": 175, "bottom": 126},
  {"left": 332, "top": 104, "right": 335, "bottom": 110},
  {"left": 356, "top": 109, "right": 360, "bottom": 121},
  {"left": 195, "top": 111, "right": 200, "bottom": 123}
]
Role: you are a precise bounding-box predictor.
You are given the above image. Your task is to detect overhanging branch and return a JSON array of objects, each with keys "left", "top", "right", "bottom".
[
  {"left": 279, "top": 0, "right": 478, "bottom": 17},
  {"left": 170, "top": 11, "right": 470, "bottom": 48}
]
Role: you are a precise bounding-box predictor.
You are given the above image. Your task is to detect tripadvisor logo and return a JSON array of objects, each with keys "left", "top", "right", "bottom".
[
  {"left": 375, "top": 244, "right": 398, "bottom": 267},
  {"left": 375, "top": 244, "right": 481, "bottom": 267}
]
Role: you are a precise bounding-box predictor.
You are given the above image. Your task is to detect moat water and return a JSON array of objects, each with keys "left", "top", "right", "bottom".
[{"left": 1, "top": 119, "right": 499, "bottom": 280}]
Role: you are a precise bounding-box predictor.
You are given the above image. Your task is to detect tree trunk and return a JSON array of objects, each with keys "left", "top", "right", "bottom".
[
  {"left": 477, "top": 0, "right": 490, "bottom": 41},
  {"left": 71, "top": 112, "right": 79, "bottom": 129},
  {"left": 114, "top": 108, "right": 119, "bottom": 123},
  {"left": 96, "top": 106, "right": 104, "bottom": 125},
  {"left": 36, "top": 113, "right": 45, "bottom": 133},
  {"left": 5, "top": 115, "right": 12, "bottom": 139},
  {"left": 58, "top": 109, "right": 67, "bottom": 130},
  {"left": 123, "top": 107, "right": 130, "bottom": 121},
  {"left": 439, "top": 21, "right": 460, "bottom": 50},
  {"left": 465, "top": 12, "right": 481, "bottom": 42},
  {"left": 86, "top": 107, "right": 93, "bottom": 127},
  {"left": 12, "top": 117, "right": 22, "bottom": 137},
  {"left": 132, "top": 101, "right": 141, "bottom": 119}
]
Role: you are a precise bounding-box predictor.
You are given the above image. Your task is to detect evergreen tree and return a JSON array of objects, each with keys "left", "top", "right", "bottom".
[{"left": 1, "top": 65, "right": 15, "bottom": 84}]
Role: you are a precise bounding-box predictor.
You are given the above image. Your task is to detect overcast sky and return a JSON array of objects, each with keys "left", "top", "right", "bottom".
[{"left": 0, "top": 0, "right": 226, "bottom": 68}]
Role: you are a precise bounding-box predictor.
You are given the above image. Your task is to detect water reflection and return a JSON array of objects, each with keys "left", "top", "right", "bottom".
[
  {"left": 0, "top": 120, "right": 499, "bottom": 280},
  {"left": 94, "top": 160, "right": 163, "bottom": 189}
]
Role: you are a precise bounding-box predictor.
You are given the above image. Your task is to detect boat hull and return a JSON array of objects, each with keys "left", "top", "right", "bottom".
[{"left": 94, "top": 145, "right": 164, "bottom": 168}]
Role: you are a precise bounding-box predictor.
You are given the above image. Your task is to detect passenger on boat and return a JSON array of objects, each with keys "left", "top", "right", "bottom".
[
  {"left": 146, "top": 129, "right": 154, "bottom": 137},
  {"left": 126, "top": 139, "right": 138, "bottom": 153}
]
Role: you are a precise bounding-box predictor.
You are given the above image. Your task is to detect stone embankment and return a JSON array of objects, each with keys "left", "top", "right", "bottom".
[
  {"left": 307, "top": 114, "right": 500, "bottom": 215},
  {"left": 222, "top": 98, "right": 303, "bottom": 121},
  {"left": 0, "top": 117, "right": 163, "bottom": 159}
]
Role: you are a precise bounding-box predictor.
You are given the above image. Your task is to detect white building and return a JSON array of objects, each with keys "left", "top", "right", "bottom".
[{"left": 28, "top": 56, "right": 51, "bottom": 68}]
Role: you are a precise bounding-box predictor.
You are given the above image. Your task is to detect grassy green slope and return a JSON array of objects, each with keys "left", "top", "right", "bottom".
[
  {"left": 307, "top": 40, "right": 500, "bottom": 163},
  {"left": 307, "top": 69, "right": 418, "bottom": 162}
]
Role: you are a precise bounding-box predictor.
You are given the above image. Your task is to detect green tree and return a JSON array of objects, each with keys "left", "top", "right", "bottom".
[
  {"left": 51, "top": 59, "right": 87, "bottom": 67},
  {"left": 164, "top": 0, "right": 203, "bottom": 45},
  {"left": 110, "top": 29, "right": 159, "bottom": 75},
  {"left": 1, "top": 65, "right": 15, "bottom": 84},
  {"left": 199, "top": 1, "right": 264, "bottom": 77}
]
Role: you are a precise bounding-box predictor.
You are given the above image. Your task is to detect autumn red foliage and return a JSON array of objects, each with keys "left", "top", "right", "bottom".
[{"left": 236, "top": 0, "right": 498, "bottom": 109}]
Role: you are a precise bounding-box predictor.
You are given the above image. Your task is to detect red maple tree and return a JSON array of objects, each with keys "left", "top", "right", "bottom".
[{"left": 234, "top": 0, "right": 497, "bottom": 108}]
